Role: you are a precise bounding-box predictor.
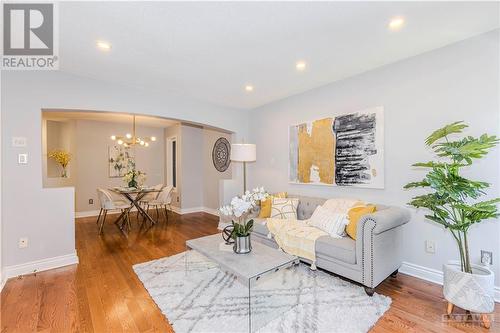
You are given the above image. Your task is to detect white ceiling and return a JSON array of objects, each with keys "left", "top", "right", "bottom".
[
  {"left": 59, "top": 2, "right": 499, "bottom": 110},
  {"left": 43, "top": 110, "right": 179, "bottom": 128}
]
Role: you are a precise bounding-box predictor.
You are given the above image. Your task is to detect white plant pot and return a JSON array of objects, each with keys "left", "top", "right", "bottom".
[{"left": 443, "top": 260, "right": 495, "bottom": 313}]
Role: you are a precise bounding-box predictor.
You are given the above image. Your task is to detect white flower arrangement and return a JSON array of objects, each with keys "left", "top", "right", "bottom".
[
  {"left": 219, "top": 187, "right": 269, "bottom": 238},
  {"left": 123, "top": 169, "right": 146, "bottom": 188},
  {"left": 219, "top": 187, "right": 269, "bottom": 218}
]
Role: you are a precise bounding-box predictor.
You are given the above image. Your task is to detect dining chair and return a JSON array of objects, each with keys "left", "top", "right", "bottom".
[
  {"left": 137, "top": 183, "right": 164, "bottom": 220},
  {"left": 145, "top": 185, "right": 174, "bottom": 222},
  {"left": 96, "top": 188, "right": 132, "bottom": 234}
]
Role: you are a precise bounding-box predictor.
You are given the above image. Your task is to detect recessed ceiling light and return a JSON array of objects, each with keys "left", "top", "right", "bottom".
[
  {"left": 388, "top": 17, "right": 405, "bottom": 31},
  {"left": 296, "top": 61, "right": 307, "bottom": 71},
  {"left": 245, "top": 85, "right": 254, "bottom": 92},
  {"left": 96, "top": 41, "right": 111, "bottom": 50}
]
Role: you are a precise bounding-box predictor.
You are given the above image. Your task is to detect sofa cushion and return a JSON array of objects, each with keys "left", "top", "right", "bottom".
[
  {"left": 346, "top": 204, "right": 377, "bottom": 240},
  {"left": 307, "top": 205, "right": 348, "bottom": 238},
  {"left": 270, "top": 198, "right": 299, "bottom": 219},
  {"left": 315, "top": 235, "right": 356, "bottom": 265},
  {"left": 258, "top": 192, "right": 288, "bottom": 218}
]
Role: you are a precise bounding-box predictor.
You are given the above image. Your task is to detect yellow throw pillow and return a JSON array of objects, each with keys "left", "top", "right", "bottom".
[
  {"left": 258, "top": 192, "right": 289, "bottom": 218},
  {"left": 259, "top": 198, "right": 273, "bottom": 218},
  {"left": 346, "top": 205, "right": 376, "bottom": 240}
]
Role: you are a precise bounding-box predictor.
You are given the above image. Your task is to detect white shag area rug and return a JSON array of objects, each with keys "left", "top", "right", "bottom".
[{"left": 133, "top": 251, "right": 391, "bottom": 333}]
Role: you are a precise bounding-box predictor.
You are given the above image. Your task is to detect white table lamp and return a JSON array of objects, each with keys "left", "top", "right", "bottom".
[{"left": 231, "top": 143, "right": 256, "bottom": 193}]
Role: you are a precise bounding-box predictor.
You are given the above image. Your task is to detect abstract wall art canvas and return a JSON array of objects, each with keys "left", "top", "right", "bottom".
[
  {"left": 108, "top": 145, "right": 135, "bottom": 178},
  {"left": 289, "top": 106, "right": 384, "bottom": 188}
]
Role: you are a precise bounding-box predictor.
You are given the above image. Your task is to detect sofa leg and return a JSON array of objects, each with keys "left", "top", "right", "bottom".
[
  {"left": 364, "top": 287, "right": 375, "bottom": 296},
  {"left": 390, "top": 269, "right": 399, "bottom": 278}
]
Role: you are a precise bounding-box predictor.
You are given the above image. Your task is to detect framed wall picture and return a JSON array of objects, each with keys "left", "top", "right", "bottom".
[
  {"left": 289, "top": 106, "right": 384, "bottom": 188},
  {"left": 108, "top": 145, "right": 135, "bottom": 177}
]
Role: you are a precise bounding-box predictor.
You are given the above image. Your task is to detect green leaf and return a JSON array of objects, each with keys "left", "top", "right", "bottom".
[
  {"left": 433, "top": 134, "right": 499, "bottom": 163},
  {"left": 425, "top": 121, "right": 468, "bottom": 146},
  {"left": 404, "top": 180, "right": 430, "bottom": 189}
]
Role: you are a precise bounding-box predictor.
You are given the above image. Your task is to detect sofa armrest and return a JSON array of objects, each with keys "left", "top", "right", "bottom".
[
  {"left": 356, "top": 206, "right": 409, "bottom": 288},
  {"left": 362, "top": 206, "right": 410, "bottom": 235}
]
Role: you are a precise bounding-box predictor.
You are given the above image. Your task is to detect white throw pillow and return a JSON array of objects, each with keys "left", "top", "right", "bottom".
[
  {"left": 322, "top": 198, "right": 362, "bottom": 214},
  {"left": 308, "top": 205, "right": 349, "bottom": 238},
  {"left": 270, "top": 198, "right": 299, "bottom": 219}
]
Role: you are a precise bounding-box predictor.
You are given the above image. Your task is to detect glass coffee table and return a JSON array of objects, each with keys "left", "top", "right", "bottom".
[{"left": 186, "top": 234, "right": 299, "bottom": 332}]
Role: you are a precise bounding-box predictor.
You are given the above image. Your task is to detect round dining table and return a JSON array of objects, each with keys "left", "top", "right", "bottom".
[{"left": 109, "top": 187, "right": 162, "bottom": 235}]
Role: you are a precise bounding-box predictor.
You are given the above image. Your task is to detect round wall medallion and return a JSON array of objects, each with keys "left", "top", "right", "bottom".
[{"left": 212, "top": 137, "right": 231, "bottom": 172}]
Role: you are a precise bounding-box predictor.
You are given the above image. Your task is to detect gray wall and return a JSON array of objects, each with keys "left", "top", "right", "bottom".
[
  {"left": 248, "top": 30, "right": 500, "bottom": 286},
  {"left": 180, "top": 125, "right": 204, "bottom": 209},
  {"left": 1, "top": 70, "right": 248, "bottom": 269},
  {"left": 74, "top": 120, "right": 165, "bottom": 213},
  {"left": 203, "top": 128, "right": 232, "bottom": 210},
  {"left": 166, "top": 124, "right": 233, "bottom": 211}
]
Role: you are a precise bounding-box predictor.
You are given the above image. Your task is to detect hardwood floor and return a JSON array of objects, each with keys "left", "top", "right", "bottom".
[{"left": 1, "top": 212, "right": 498, "bottom": 332}]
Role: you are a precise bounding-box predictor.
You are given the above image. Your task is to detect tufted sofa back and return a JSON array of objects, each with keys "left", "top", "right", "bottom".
[{"left": 291, "top": 195, "right": 327, "bottom": 220}]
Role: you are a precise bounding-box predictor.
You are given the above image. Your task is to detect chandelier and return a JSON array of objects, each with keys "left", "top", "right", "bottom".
[{"left": 110, "top": 115, "right": 156, "bottom": 148}]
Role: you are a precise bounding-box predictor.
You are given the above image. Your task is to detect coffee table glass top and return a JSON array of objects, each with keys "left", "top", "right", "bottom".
[
  {"left": 185, "top": 234, "right": 299, "bottom": 332},
  {"left": 186, "top": 234, "right": 297, "bottom": 284}
]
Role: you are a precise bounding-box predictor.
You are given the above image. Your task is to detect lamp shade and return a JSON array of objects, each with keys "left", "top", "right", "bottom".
[{"left": 231, "top": 144, "right": 256, "bottom": 162}]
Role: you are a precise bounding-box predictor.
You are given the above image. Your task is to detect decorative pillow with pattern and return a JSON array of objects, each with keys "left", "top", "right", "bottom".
[
  {"left": 322, "top": 198, "right": 363, "bottom": 214},
  {"left": 307, "top": 205, "right": 349, "bottom": 238},
  {"left": 258, "top": 192, "right": 288, "bottom": 218},
  {"left": 270, "top": 198, "right": 299, "bottom": 219}
]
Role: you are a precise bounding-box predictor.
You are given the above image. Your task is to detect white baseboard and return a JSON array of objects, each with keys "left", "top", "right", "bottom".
[
  {"left": 76, "top": 206, "right": 218, "bottom": 218},
  {"left": 0, "top": 269, "right": 6, "bottom": 292},
  {"left": 170, "top": 206, "right": 219, "bottom": 216},
  {"left": 75, "top": 209, "right": 102, "bottom": 218},
  {"left": 400, "top": 261, "right": 500, "bottom": 303},
  {"left": 4, "top": 252, "right": 79, "bottom": 280},
  {"left": 76, "top": 208, "right": 139, "bottom": 218}
]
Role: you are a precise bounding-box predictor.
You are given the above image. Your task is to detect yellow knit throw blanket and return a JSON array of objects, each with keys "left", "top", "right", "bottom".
[{"left": 266, "top": 218, "right": 328, "bottom": 270}]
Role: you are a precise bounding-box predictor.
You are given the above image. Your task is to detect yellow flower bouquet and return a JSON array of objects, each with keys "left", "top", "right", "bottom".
[{"left": 48, "top": 150, "right": 71, "bottom": 178}]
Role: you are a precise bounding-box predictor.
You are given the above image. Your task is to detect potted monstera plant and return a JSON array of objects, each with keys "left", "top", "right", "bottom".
[{"left": 405, "top": 122, "right": 499, "bottom": 328}]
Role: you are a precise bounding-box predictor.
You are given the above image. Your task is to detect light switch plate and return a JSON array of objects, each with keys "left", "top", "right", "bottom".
[
  {"left": 12, "top": 137, "right": 27, "bottom": 147},
  {"left": 18, "top": 153, "right": 28, "bottom": 164},
  {"left": 425, "top": 240, "right": 436, "bottom": 254}
]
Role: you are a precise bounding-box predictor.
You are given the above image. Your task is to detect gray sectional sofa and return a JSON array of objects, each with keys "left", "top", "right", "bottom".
[{"left": 250, "top": 195, "right": 411, "bottom": 296}]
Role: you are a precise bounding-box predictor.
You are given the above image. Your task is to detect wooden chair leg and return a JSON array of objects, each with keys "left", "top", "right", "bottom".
[
  {"left": 99, "top": 210, "right": 107, "bottom": 234},
  {"left": 96, "top": 208, "right": 103, "bottom": 225},
  {"left": 164, "top": 205, "right": 169, "bottom": 222},
  {"left": 480, "top": 314, "right": 491, "bottom": 329},
  {"left": 126, "top": 212, "right": 131, "bottom": 231},
  {"left": 446, "top": 302, "right": 454, "bottom": 315}
]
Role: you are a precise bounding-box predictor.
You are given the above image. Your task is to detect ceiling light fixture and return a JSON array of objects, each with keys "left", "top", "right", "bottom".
[
  {"left": 388, "top": 17, "right": 405, "bottom": 31},
  {"left": 96, "top": 40, "right": 112, "bottom": 50},
  {"left": 110, "top": 115, "right": 156, "bottom": 148},
  {"left": 245, "top": 85, "right": 254, "bottom": 92},
  {"left": 296, "top": 61, "right": 307, "bottom": 71}
]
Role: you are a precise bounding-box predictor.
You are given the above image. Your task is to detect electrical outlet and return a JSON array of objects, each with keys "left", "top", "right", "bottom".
[
  {"left": 18, "top": 153, "right": 28, "bottom": 164},
  {"left": 19, "top": 238, "right": 28, "bottom": 249},
  {"left": 481, "top": 250, "right": 493, "bottom": 265},
  {"left": 425, "top": 240, "right": 436, "bottom": 254},
  {"left": 89, "top": 199, "right": 93, "bottom": 205}
]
